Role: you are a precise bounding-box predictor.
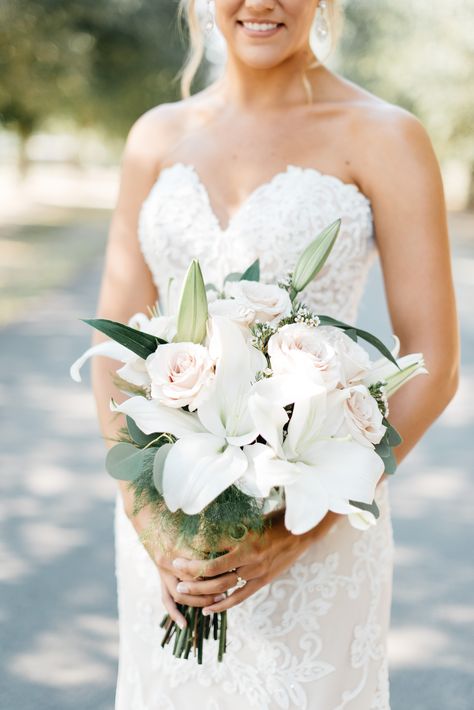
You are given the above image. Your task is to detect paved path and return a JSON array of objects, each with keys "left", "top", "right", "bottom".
[{"left": 1, "top": 219, "right": 473, "bottom": 709}]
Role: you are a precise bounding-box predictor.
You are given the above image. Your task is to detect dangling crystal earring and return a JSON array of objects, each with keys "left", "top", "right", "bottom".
[
  {"left": 315, "top": 0, "right": 329, "bottom": 41},
  {"left": 204, "top": 0, "right": 215, "bottom": 36}
]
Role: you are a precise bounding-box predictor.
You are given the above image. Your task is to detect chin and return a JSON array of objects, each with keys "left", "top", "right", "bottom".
[{"left": 234, "top": 48, "right": 288, "bottom": 70}]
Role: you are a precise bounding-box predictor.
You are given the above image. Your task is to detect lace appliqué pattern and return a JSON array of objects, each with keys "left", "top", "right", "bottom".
[{"left": 114, "top": 163, "right": 393, "bottom": 709}]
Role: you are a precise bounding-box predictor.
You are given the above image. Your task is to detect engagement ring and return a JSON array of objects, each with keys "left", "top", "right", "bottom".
[{"left": 235, "top": 574, "right": 247, "bottom": 589}]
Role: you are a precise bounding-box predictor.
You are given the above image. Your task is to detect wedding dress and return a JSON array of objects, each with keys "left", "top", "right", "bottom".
[{"left": 114, "top": 162, "right": 394, "bottom": 709}]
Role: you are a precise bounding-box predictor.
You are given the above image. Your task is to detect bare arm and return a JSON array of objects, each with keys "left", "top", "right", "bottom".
[
  {"left": 91, "top": 110, "right": 161, "bottom": 513},
  {"left": 362, "top": 107, "right": 460, "bottom": 476}
]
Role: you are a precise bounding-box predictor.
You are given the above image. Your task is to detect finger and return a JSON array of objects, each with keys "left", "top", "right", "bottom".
[
  {"left": 155, "top": 551, "right": 203, "bottom": 581},
  {"left": 201, "top": 579, "right": 261, "bottom": 615},
  {"left": 172, "top": 545, "right": 261, "bottom": 579},
  {"left": 165, "top": 573, "right": 225, "bottom": 608},
  {"left": 161, "top": 581, "right": 187, "bottom": 629},
  {"left": 175, "top": 562, "right": 262, "bottom": 597}
]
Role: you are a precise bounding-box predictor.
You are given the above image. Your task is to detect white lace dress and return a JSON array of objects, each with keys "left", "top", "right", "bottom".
[{"left": 114, "top": 163, "right": 394, "bottom": 709}]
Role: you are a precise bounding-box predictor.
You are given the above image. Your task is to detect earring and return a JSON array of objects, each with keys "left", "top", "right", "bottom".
[
  {"left": 204, "top": 0, "right": 215, "bottom": 35},
  {"left": 314, "top": 0, "right": 329, "bottom": 41}
]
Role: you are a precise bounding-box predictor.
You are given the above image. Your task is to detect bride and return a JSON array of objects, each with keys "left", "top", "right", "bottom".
[{"left": 90, "top": 1, "right": 459, "bottom": 708}]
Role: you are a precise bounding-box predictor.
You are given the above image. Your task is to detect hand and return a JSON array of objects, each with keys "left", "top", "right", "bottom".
[
  {"left": 122, "top": 494, "right": 218, "bottom": 630},
  {"left": 169, "top": 509, "right": 342, "bottom": 615}
]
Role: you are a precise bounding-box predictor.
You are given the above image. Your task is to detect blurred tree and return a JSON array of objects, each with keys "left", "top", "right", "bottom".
[
  {"left": 335, "top": 0, "right": 474, "bottom": 204},
  {"left": 0, "top": 0, "right": 192, "bottom": 172}
]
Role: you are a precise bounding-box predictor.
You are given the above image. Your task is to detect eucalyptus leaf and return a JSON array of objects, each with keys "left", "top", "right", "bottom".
[
  {"left": 240, "top": 259, "right": 260, "bottom": 282},
  {"left": 378, "top": 448, "right": 398, "bottom": 475},
  {"left": 383, "top": 418, "right": 403, "bottom": 447},
  {"left": 375, "top": 437, "right": 392, "bottom": 459},
  {"left": 126, "top": 416, "right": 159, "bottom": 447},
  {"left": 82, "top": 318, "right": 164, "bottom": 360},
  {"left": 152, "top": 443, "right": 173, "bottom": 494},
  {"left": 224, "top": 272, "right": 242, "bottom": 283},
  {"left": 349, "top": 498, "right": 380, "bottom": 519},
  {"left": 106, "top": 442, "right": 149, "bottom": 481}
]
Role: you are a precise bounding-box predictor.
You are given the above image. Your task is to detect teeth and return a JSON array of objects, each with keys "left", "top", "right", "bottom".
[{"left": 242, "top": 22, "right": 279, "bottom": 31}]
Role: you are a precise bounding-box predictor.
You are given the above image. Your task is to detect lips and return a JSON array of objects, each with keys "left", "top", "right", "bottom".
[{"left": 237, "top": 20, "right": 285, "bottom": 35}]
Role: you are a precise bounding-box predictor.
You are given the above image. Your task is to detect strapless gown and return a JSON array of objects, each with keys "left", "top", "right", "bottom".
[{"left": 113, "top": 162, "right": 394, "bottom": 709}]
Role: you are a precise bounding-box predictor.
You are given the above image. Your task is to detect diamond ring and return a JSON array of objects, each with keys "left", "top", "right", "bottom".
[{"left": 235, "top": 574, "right": 247, "bottom": 589}]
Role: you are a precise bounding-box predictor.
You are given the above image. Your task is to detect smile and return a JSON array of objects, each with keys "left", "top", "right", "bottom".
[{"left": 237, "top": 20, "right": 284, "bottom": 37}]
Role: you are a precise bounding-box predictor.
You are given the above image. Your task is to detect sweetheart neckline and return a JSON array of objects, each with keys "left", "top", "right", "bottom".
[{"left": 146, "top": 161, "right": 372, "bottom": 234}]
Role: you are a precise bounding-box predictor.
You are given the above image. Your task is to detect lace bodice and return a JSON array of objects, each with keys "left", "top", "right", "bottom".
[{"left": 138, "top": 163, "right": 377, "bottom": 324}]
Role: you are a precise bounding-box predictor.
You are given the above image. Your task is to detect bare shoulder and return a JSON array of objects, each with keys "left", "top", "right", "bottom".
[
  {"left": 339, "top": 83, "right": 440, "bottom": 195},
  {"left": 124, "top": 88, "right": 217, "bottom": 174},
  {"left": 122, "top": 100, "right": 189, "bottom": 174}
]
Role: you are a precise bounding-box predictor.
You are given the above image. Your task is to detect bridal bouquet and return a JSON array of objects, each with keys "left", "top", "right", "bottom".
[{"left": 71, "top": 218, "right": 426, "bottom": 662}]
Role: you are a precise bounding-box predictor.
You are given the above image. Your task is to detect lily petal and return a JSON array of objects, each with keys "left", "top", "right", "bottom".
[
  {"left": 111, "top": 396, "right": 205, "bottom": 437},
  {"left": 70, "top": 340, "right": 133, "bottom": 382},
  {"left": 304, "top": 439, "right": 384, "bottom": 506},
  {"left": 162, "top": 433, "right": 248, "bottom": 514},
  {"left": 284, "top": 465, "right": 330, "bottom": 534}
]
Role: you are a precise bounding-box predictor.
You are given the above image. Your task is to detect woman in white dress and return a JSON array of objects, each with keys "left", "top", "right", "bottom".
[{"left": 90, "top": 1, "right": 459, "bottom": 708}]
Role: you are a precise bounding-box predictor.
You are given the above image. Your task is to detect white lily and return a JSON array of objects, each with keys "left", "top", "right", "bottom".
[
  {"left": 112, "top": 316, "right": 268, "bottom": 515},
  {"left": 364, "top": 335, "right": 428, "bottom": 397},
  {"left": 244, "top": 383, "right": 385, "bottom": 535}
]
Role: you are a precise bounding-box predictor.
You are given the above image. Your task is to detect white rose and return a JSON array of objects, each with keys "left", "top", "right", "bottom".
[
  {"left": 318, "top": 326, "right": 371, "bottom": 386},
  {"left": 208, "top": 298, "right": 255, "bottom": 334},
  {"left": 342, "top": 384, "right": 386, "bottom": 447},
  {"left": 225, "top": 280, "right": 291, "bottom": 326},
  {"left": 268, "top": 322, "right": 341, "bottom": 389},
  {"left": 146, "top": 342, "right": 215, "bottom": 410}
]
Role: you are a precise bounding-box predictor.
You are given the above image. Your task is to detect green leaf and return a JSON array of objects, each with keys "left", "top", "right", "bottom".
[
  {"left": 176, "top": 259, "right": 209, "bottom": 344},
  {"left": 345, "top": 328, "right": 358, "bottom": 342},
  {"left": 224, "top": 271, "right": 242, "bottom": 283},
  {"left": 152, "top": 443, "right": 173, "bottom": 494},
  {"left": 126, "top": 416, "right": 158, "bottom": 447},
  {"left": 375, "top": 437, "right": 392, "bottom": 459},
  {"left": 82, "top": 318, "right": 164, "bottom": 360},
  {"left": 376, "top": 446, "right": 398, "bottom": 475},
  {"left": 240, "top": 259, "right": 260, "bottom": 282},
  {"left": 349, "top": 498, "right": 380, "bottom": 519},
  {"left": 291, "top": 218, "right": 341, "bottom": 294},
  {"left": 317, "top": 315, "right": 399, "bottom": 368},
  {"left": 383, "top": 418, "right": 403, "bottom": 447},
  {"left": 105, "top": 442, "right": 150, "bottom": 481}
]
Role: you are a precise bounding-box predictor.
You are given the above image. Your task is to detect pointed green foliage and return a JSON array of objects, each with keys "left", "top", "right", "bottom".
[
  {"left": 106, "top": 442, "right": 151, "bottom": 481},
  {"left": 291, "top": 218, "right": 341, "bottom": 295},
  {"left": 82, "top": 318, "right": 164, "bottom": 360},
  {"left": 349, "top": 498, "right": 380, "bottom": 519},
  {"left": 176, "top": 259, "right": 208, "bottom": 344},
  {"left": 240, "top": 259, "right": 260, "bottom": 282},
  {"left": 317, "top": 315, "right": 399, "bottom": 368}
]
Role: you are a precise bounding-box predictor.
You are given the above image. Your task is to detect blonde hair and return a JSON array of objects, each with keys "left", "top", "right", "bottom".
[{"left": 176, "top": 0, "right": 343, "bottom": 100}]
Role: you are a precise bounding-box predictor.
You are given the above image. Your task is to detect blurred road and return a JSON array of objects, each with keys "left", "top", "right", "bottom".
[{"left": 0, "top": 213, "right": 473, "bottom": 709}]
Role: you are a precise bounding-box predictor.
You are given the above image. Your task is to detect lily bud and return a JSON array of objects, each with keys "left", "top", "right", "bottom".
[
  {"left": 175, "top": 259, "right": 208, "bottom": 344},
  {"left": 291, "top": 218, "right": 342, "bottom": 295}
]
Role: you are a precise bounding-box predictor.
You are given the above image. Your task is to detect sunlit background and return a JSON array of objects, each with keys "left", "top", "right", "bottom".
[{"left": 1, "top": 1, "right": 473, "bottom": 708}]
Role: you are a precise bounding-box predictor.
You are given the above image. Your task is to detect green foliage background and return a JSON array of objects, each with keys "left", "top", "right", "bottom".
[{"left": 1, "top": 0, "right": 473, "bottom": 192}]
